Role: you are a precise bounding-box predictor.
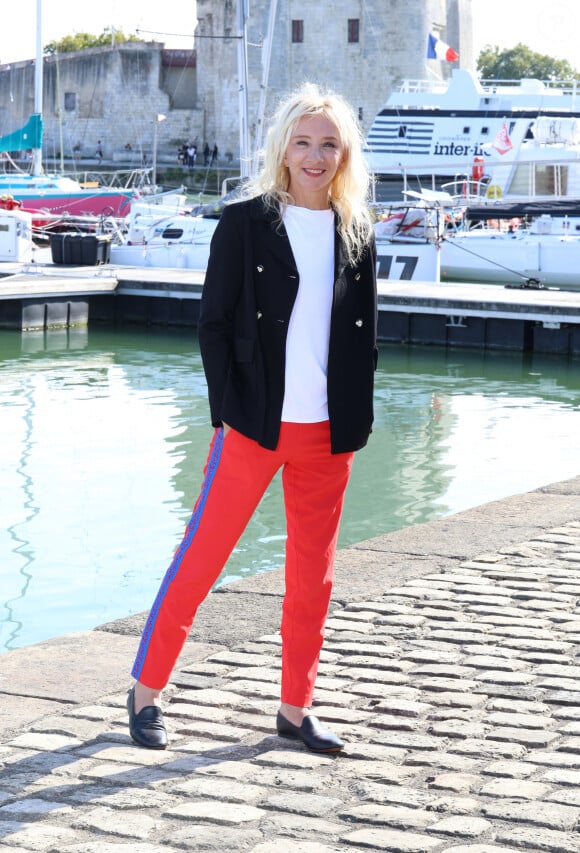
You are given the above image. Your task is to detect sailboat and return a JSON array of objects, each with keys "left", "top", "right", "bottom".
[
  {"left": 0, "top": 1, "right": 134, "bottom": 219},
  {"left": 0, "top": 120, "right": 134, "bottom": 218}
]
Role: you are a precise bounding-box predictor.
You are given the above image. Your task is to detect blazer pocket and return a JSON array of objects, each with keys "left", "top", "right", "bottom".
[{"left": 233, "top": 337, "right": 255, "bottom": 362}]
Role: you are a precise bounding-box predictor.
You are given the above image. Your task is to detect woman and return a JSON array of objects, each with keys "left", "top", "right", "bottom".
[{"left": 128, "top": 82, "right": 377, "bottom": 753}]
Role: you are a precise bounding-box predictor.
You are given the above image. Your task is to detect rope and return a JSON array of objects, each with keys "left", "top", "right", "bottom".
[{"left": 441, "top": 233, "right": 545, "bottom": 289}]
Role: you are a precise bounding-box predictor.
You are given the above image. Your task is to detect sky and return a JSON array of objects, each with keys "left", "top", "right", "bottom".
[
  {"left": 0, "top": 0, "right": 577, "bottom": 70},
  {"left": 0, "top": 0, "right": 197, "bottom": 64}
]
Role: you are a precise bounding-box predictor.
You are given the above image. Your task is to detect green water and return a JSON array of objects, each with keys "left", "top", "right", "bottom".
[{"left": 1, "top": 326, "right": 580, "bottom": 653}]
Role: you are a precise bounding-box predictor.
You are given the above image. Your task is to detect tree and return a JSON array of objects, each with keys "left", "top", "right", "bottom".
[
  {"left": 44, "top": 28, "right": 141, "bottom": 55},
  {"left": 477, "top": 43, "right": 580, "bottom": 82}
]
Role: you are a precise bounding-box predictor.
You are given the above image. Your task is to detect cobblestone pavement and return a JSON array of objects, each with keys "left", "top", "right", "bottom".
[{"left": 1, "top": 521, "right": 580, "bottom": 852}]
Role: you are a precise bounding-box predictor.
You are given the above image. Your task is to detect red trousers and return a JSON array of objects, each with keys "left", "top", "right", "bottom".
[{"left": 131, "top": 421, "right": 354, "bottom": 707}]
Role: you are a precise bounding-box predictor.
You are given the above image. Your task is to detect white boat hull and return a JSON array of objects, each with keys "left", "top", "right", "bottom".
[
  {"left": 110, "top": 241, "right": 211, "bottom": 271},
  {"left": 440, "top": 231, "right": 580, "bottom": 289},
  {"left": 376, "top": 239, "right": 440, "bottom": 284},
  {"left": 0, "top": 210, "right": 33, "bottom": 262},
  {"left": 110, "top": 212, "right": 218, "bottom": 270}
]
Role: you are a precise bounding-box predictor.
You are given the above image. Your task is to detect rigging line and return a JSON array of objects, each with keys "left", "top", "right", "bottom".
[
  {"left": 136, "top": 28, "right": 196, "bottom": 39},
  {"left": 137, "top": 28, "right": 263, "bottom": 46}
]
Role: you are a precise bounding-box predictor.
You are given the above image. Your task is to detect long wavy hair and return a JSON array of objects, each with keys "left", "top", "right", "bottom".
[{"left": 246, "top": 82, "right": 374, "bottom": 264}]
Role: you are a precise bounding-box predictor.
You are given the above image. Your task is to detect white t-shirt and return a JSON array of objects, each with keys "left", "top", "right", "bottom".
[{"left": 281, "top": 205, "right": 335, "bottom": 422}]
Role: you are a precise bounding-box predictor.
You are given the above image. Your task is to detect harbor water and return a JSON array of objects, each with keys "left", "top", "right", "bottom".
[{"left": 2, "top": 325, "right": 580, "bottom": 654}]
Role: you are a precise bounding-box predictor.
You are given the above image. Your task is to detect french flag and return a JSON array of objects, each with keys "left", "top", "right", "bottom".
[{"left": 427, "top": 33, "right": 459, "bottom": 62}]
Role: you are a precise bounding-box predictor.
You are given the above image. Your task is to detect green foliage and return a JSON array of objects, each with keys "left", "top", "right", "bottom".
[
  {"left": 477, "top": 43, "right": 580, "bottom": 82},
  {"left": 44, "top": 28, "right": 141, "bottom": 55}
]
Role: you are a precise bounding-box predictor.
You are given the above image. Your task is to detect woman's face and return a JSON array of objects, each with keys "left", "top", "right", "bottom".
[{"left": 283, "top": 114, "right": 345, "bottom": 209}]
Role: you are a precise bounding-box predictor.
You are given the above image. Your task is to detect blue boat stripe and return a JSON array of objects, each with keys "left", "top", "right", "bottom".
[{"left": 131, "top": 428, "right": 225, "bottom": 681}]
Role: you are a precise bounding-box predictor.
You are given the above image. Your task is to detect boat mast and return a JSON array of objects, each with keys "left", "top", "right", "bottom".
[
  {"left": 32, "top": 0, "right": 43, "bottom": 176},
  {"left": 237, "top": 0, "right": 251, "bottom": 179},
  {"left": 252, "top": 0, "right": 278, "bottom": 175}
]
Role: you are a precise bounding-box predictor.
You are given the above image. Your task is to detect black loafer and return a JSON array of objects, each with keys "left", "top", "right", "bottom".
[
  {"left": 127, "top": 685, "right": 168, "bottom": 750},
  {"left": 276, "top": 711, "right": 344, "bottom": 753}
]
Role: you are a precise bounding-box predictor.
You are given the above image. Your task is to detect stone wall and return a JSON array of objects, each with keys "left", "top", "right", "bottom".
[{"left": 0, "top": 42, "right": 203, "bottom": 167}]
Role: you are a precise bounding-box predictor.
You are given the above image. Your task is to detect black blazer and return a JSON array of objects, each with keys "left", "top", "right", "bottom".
[{"left": 198, "top": 195, "right": 377, "bottom": 454}]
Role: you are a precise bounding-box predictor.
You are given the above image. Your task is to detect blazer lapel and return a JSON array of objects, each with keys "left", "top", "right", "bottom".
[
  {"left": 333, "top": 220, "right": 350, "bottom": 306},
  {"left": 251, "top": 202, "right": 298, "bottom": 273},
  {"left": 335, "top": 225, "right": 349, "bottom": 280}
]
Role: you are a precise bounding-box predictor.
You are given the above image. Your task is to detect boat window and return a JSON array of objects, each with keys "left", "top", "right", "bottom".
[
  {"left": 463, "top": 126, "right": 470, "bottom": 134},
  {"left": 398, "top": 126, "right": 407, "bottom": 138},
  {"left": 161, "top": 227, "right": 184, "bottom": 240},
  {"left": 481, "top": 127, "right": 489, "bottom": 135},
  {"left": 509, "top": 164, "right": 568, "bottom": 197}
]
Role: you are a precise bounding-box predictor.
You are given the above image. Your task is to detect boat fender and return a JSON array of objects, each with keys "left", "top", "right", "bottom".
[
  {"left": 472, "top": 156, "right": 485, "bottom": 182},
  {"left": 0, "top": 194, "right": 22, "bottom": 210}
]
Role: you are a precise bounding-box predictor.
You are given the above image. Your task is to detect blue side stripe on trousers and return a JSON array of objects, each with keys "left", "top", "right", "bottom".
[{"left": 131, "top": 428, "right": 225, "bottom": 681}]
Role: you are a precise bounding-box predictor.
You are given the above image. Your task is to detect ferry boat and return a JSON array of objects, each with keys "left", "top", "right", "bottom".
[{"left": 365, "top": 69, "right": 580, "bottom": 177}]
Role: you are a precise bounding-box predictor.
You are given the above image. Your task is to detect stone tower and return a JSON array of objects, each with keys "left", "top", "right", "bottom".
[{"left": 194, "top": 0, "right": 473, "bottom": 163}]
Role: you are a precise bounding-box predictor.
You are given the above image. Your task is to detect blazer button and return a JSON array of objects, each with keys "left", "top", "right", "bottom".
[
  {"left": 355, "top": 273, "right": 361, "bottom": 281},
  {"left": 257, "top": 311, "right": 263, "bottom": 319},
  {"left": 257, "top": 265, "right": 264, "bottom": 272},
  {"left": 355, "top": 319, "right": 363, "bottom": 327}
]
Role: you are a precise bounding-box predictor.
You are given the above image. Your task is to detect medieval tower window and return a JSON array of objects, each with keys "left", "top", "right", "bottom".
[
  {"left": 291, "top": 20, "right": 304, "bottom": 43},
  {"left": 348, "top": 19, "right": 360, "bottom": 43},
  {"left": 64, "top": 92, "right": 76, "bottom": 112}
]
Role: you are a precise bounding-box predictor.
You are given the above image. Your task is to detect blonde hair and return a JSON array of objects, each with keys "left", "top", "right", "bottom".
[{"left": 246, "top": 82, "right": 373, "bottom": 263}]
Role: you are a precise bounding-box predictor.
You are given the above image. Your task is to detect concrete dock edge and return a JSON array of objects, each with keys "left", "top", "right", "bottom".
[
  {"left": 1, "top": 475, "right": 579, "bottom": 852},
  {"left": 2, "top": 475, "right": 579, "bottom": 735}
]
